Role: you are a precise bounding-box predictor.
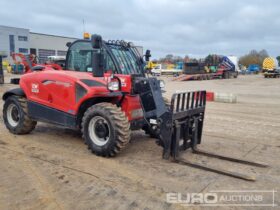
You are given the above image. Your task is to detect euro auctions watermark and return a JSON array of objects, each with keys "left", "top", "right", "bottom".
[{"left": 166, "top": 190, "right": 277, "bottom": 207}]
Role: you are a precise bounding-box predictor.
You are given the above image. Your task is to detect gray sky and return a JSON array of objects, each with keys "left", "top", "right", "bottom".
[{"left": 1, "top": 0, "right": 279, "bottom": 59}]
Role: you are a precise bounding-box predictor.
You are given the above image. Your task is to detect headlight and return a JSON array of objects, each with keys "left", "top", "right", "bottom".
[
  {"left": 108, "top": 80, "right": 119, "bottom": 91},
  {"left": 159, "top": 80, "right": 165, "bottom": 89}
]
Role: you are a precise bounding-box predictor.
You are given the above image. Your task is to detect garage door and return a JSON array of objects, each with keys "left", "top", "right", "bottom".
[
  {"left": 38, "top": 49, "right": 55, "bottom": 63},
  {"left": 57, "top": 50, "right": 67, "bottom": 56}
]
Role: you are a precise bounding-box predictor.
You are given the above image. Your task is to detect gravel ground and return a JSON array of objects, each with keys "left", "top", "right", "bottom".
[{"left": 0, "top": 73, "right": 279, "bottom": 210}]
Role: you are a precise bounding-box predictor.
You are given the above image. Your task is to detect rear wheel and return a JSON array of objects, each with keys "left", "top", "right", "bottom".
[
  {"left": 82, "top": 103, "right": 131, "bottom": 157},
  {"left": 223, "top": 71, "right": 229, "bottom": 79},
  {"left": 3, "top": 96, "right": 37, "bottom": 134}
]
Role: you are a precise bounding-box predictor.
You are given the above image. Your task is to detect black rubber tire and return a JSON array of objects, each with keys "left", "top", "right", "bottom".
[
  {"left": 81, "top": 102, "right": 131, "bottom": 157},
  {"left": 3, "top": 96, "right": 37, "bottom": 134},
  {"left": 223, "top": 71, "right": 229, "bottom": 79}
]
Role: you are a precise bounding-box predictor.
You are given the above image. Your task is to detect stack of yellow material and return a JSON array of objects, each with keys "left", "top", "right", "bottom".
[
  {"left": 166, "top": 64, "right": 175, "bottom": 69},
  {"left": 263, "top": 57, "right": 277, "bottom": 71},
  {"left": 146, "top": 61, "right": 157, "bottom": 69},
  {"left": 2, "top": 60, "right": 8, "bottom": 69},
  {"left": 7, "top": 65, "right": 12, "bottom": 73}
]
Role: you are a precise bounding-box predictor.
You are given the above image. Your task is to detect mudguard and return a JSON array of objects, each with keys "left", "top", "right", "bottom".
[{"left": 2, "top": 88, "right": 25, "bottom": 100}]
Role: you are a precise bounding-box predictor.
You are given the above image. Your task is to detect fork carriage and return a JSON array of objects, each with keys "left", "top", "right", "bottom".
[{"left": 135, "top": 77, "right": 268, "bottom": 181}]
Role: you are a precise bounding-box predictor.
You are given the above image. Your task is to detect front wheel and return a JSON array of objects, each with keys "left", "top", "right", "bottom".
[
  {"left": 81, "top": 103, "right": 131, "bottom": 157},
  {"left": 3, "top": 96, "right": 37, "bottom": 134}
]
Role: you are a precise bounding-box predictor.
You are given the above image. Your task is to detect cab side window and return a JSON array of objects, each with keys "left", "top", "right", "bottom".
[{"left": 66, "top": 41, "right": 117, "bottom": 73}]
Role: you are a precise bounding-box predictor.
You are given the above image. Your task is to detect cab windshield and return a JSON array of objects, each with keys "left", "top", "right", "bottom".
[{"left": 108, "top": 44, "right": 142, "bottom": 75}]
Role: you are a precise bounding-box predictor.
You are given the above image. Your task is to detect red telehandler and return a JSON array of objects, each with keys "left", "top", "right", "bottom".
[
  {"left": 11, "top": 53, "right": 38, "bottom": 73},
  {"left": 11, "top": 53, "right": 62, "bottom": 74},
  {"left": 2, "top": 35, "right": 267, "bottom": 181}
]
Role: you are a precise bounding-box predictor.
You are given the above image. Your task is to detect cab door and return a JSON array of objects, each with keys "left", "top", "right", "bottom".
[{"left": 66, "top": 41, "right": 94, "bottom": 72}]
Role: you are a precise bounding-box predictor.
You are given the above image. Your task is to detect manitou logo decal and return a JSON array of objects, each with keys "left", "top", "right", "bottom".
[{"left": 31, "top": 83, "right": 39, "bottom": 93}]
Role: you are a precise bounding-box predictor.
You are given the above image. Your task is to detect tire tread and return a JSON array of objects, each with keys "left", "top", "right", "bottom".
[
  {"left": 3, "top": 96, "right": 37, "bottom": 134},
  {"left": 81, "top": 102, "right": 131, "bottom": 157}
]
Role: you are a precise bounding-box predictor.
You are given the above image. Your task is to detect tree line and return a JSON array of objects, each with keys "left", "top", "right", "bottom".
[
  {"left": 153, "top": 50, "right": 280, "bottom": 67},
  {"left": 239, "top": 49, "right": 268, "bottom": 67}
]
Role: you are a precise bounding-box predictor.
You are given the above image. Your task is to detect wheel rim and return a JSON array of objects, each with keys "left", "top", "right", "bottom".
[
  {"left": 88, "top": 116, "right": 110, "bottom": 146},
  {"left": 7, "top": 104, "right": 20, "bottom": 127}
]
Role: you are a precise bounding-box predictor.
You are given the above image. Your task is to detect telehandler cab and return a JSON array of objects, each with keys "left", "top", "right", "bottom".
[{"left": 2, "top": 34, "right": 267, "bottom": 181}]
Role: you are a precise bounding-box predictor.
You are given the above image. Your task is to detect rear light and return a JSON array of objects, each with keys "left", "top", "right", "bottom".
[
  {"left": 108, "top": 80, "right": 119, "bottom": 91},
  {"left": 130, "top": 108, "right": 144, "bottom": 119}
]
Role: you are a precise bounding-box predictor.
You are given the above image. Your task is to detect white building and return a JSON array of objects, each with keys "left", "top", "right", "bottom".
[
  {"left": 0, "top": 25, "right": 77, "bottom": 63},
  {"left": 29, "top": 32, "right": 77, "bottom": 62},
  {"left": 0, "top": 25, "right": 143, "bottom": 64},
  {"left": 0, "top": 25, "right": 30, "bottom": 59}
]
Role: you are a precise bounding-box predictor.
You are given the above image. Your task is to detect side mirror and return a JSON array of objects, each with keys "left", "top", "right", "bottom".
[
  {"left": 66, "top": 42, "right": 71, "bottom": 48},
  {"left": 91, "top": 34, "right": 103, "bottom": 49},
  {"left": 92, "top": 52, "right": 104, "bottom": 77},
  {"left": 145, "top": 50, "right": 151, "bottom": 62},
  {"left": 91, "top": 34, "right": 104, "bottom": 77}
]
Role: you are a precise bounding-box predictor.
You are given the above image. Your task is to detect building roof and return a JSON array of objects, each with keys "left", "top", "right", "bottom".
[
  {"left": 30, "top": 32, "right": 78, "bottom": 40},
  {"left": 0, "top": 25, "right": 78, "bottom": 39},
  {"left": 0, "top": 25, "right": 29, "bottom": 31}
]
